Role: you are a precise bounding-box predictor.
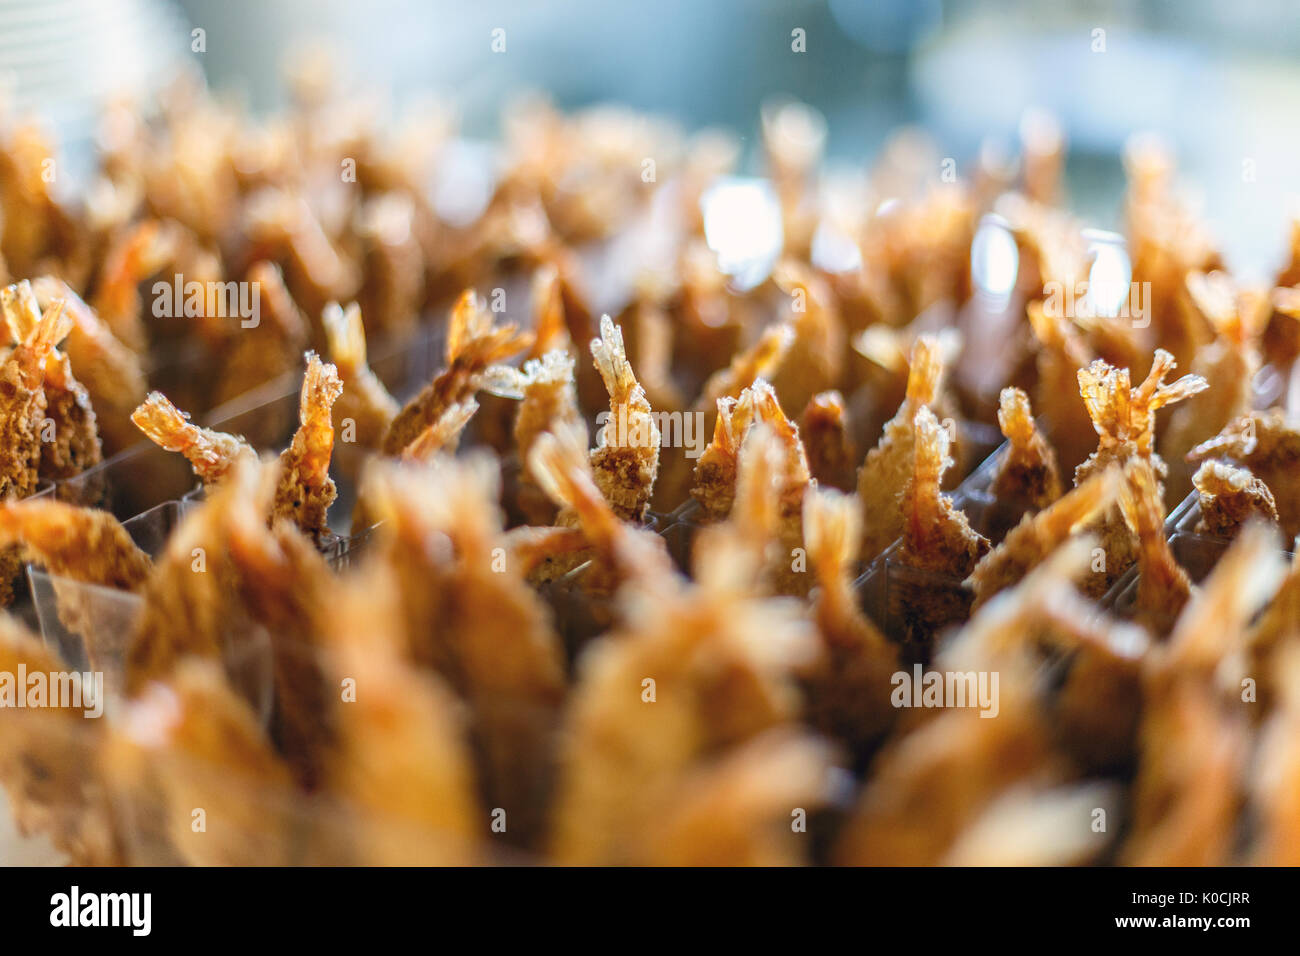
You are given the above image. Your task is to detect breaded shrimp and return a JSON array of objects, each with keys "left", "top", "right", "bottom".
[
  {"left": 321, "top": 300, "right": 398, "bottom": 449},
  {"left": 32, "top": 278, "right": 147, "bottom": 454},
  {"left": 0, "top": 498, "right": 150, "bottom": 590},
  {"left": 1192, "top": 459, "right": 1278, "bottom": 539},
  {"left": 589, "top": 314, "right": 660, "bottom": 521},
  {"left": 212, "top": 261, "right": 310, "bottom": 409},
  {"left": 967, "top": 466, "right": 1121, "bottom": 610},
  {"left": 800, "top": 390, "right": 855, "bottom": 492},
  {"left": 0, "top": 293, "right": 70, "bottom": 500},
  {"left": 899, "top": 407, "right": 990, "bottom": 578},
  {"left": 90, "top": 219, "right": 174, "bottom": 351},
  {"left": 272, "top": 352, "right": 343, "bottom": 541},
  {"left": 1026, "top": 300, "right": 1095, "bottom": 472},
  {"left": 381, "top": 289, "right": 531, "bottom": 455},
  {"left": 800, "top": 486, "right": 899, "bottom": 765},
  {"left": 694, "top": 321, "right": 794, "bottom": 414},
  {"left": 1188, "top": 410, "right": 1300, "bottom": 538},
  {"left": 2, "top": 279, "right": 101, "bottom": 481},
  {"left": 105, "top": 660, "right": 296, "bottom": 865},
  {"left": 401, "top": 397, "right": 478, "bottom": 463},
  {"left": 508, "top": 348, "right": 584, "bottom": 524},
  {"left": 131, "top": 391, "right": 256, "bottom": 489},
  {"left": 1120, "top": 459, "right": 1191, "bottom": 636},
  {"left": 991, "top": 386, "right": 1061, "bottom": 509},
  {"left": 770, "top": 261, "right": 844, "bottom": 415},
  {"left": 856, "top": 333, "right": 948, "bottom": 561}
]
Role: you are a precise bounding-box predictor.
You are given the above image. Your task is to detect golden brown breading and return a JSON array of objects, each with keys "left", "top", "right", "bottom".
[
  {"left": 1120, "top": 459, "right": 1191, "bottom": 636},
  {"left": 589, "top": 314, "right": 660, "bottom": 521},
  {"left": 272, "top": 352, "right": 343, "bottom": 542},
  {"left": 1188, "top": 409, "right": 1300, "bottom": 538},
  {"left": 799, "top": 390, "right": 855, "bottom": 492},
  {"left": 1192, "top": 459, "right": 1278, "bottom": 539},
  {"left": 0, "top": 498, "right": 150, "bottom": 589},
  {"left": 131, "top": 391, "right": 256, "bottom": 489},
  {"left": 991, "top": 386, "right": 1061, "bottom": 509},
  {"left": 321, "top": 300, "right": 399, "bottom": 450},
  {"left": 899, "top": 407, "right": 990, "bottom": 577}
]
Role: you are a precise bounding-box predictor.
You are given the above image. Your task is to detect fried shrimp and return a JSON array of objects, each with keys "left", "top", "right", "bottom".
[
  {"left": 589, "top": 314, "right": 660, "bottom": 521},
  {"left": 899, "top": 407, "right": 990, "bottom": 577},
  {"left": 1073, "top": 349, "right": 1207, "bottom": 595},
  {"left": 1026, "top": 299, "right": 1095, "bottom": 473},
  {"left": 856, "top": 333, "right": 948, "bottom": 561},
  {"left": 801, "top": 486, "right": 899, "bottom": 765},
  {"left": 1188, "top": 410, "right": 1300, "bottom": 538},
  {"left": 0, "top": 293, "right": 70, "bottom": 500},
  {"left": 381, "top": 290, "right": 531, "bottom": 455},
  {"left": 400, "top": 397, "right": 478, "bottom": 463},
  {"left": 321, "top": 300, "right": 398, "bottom": 449},
  {"left": 966, "top": 467, "right": 1121, "bottom": 610},
  {"left": 507, "top": 348, "right": 584, "bottom": 524},
  {"left": 1191, "top": 459, "right": 1278, "bottom": 539},
  {"left": 272, "top": 352, "right": 343, "bottom": 541},
  {"left": 2, "top": 280, "right": 101, "bottom": 481},
  {"left": 131, "top": 391, "right": 256, "bottom": 489},
  {"left": 212, "top": 261, "right": 310, "bottom": 409},
  {"left": 91, "top": 219, "right": 174, "bottom": 352},
  {"left": 770, "top": 261, "right": 845, "bottom": 415},
  {"left": 32, "top": 278, "right": 147, "bottom": 454},
  {"left": 991, "top": 386, "right": 1061, "bottom": 510},
  {"left": 0, "top": 498, "right": 150, "bottom": 590},
  {"left": 800, "top": 390, "right": 855, "bottom": 491},
  {"left": 1120, "top": 459, "right": 1191, "bottom": 636}
]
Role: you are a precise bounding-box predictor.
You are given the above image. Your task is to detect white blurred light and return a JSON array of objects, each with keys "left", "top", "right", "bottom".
[
  {"left": 811, "top": 221, "right": 862, "bottom": 274},
  {"left": 1084, "top": 229, "right": 1131, "bottom": 318},
  {"left": 970, "top": 215, "right": 1019, "bottom": 308},
  {"left": 701, "top": 177, "right": 784, "bottom": 291},
  {"left": 433, "top": 139, "right": 497, "bottom": 228}
]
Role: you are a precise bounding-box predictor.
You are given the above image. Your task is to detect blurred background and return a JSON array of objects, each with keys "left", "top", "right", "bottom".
[{"left": 4, "top": 0, "right": 1298, "bottom": 277}]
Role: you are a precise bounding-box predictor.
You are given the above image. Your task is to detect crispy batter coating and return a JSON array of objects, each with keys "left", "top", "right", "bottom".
[
  {"left": 381, "top": 290, "right": 531, "bottom": 455},
  {"left": 272, "top": 352, "right": 343, "bottom": 541},
  {"left": 1192, "top": 459, "right": 1278, "bottom": 539},
  {"left": 2, "top": 280, "right": 101, "bottom": 482},
  {"left": 400, "top": 397, "right": 478, "bottom": 463},
  {"left": 856, "top": 333, "right": 948, "bottom": 561},
  {"left": 509, "top": 348, "right": 584, "bottom": 524},
  {"left": 321, "top": 300, "right": 398, "bottom": 450},
  {"left": 991, "top": 386, "right": 1061, "bottom": 509},
  {"left": 1188, "top": 409, "right": 1300, "bottom": 538},
  {"left": 1120, "top": 459, "right": 1191, "bottom": 636},
  {"left": 589, "top": 314, "right": 660, "bottom": 521},
  {"left": 967, "top": 467, "right": 1121, "bottom": 610},
  {"left": 131, "top": 390, "right": 256, "bottom": 489},
  {"left": 801, "top": 487, "right": 898, "bottom": 764},
  {"left": 899, "top": 407, "right": 990, "bottom": 577},
  {"left": 0, "top": 498, "right": 150, "bottom": 589}
]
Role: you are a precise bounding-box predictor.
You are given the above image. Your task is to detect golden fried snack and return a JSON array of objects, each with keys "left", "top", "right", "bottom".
[
  {"left": 770, "top": 261, "right": 844, "bottom": 415},
  {"left": 212, "top": 261, "right": 310, "bottom": 409},
  {"left": 899, "top": 407, "right": 990, "bottom": 577},
  {"left": 548, "top": 537, "right": 816, "bottom": 864},
  {"left": 694, "top": 321, "right": 794, "bottom": 415},
  {"left": 588, "top": 314, "right": 660, "bottom": 521},
  {"left": 856, "top": 333, "right": 948, "bottom": 560},
  {"left": 272, "top": 352, "right": 343, "bottom": 541},
  {"left": 358, "top": 456, "right": 566, "bottom": 847},
  {"left": 966, "top": 467, "right": 1121, "bottom": 610},
  {"left": 991, "top": 386, "right": 1061, "bottom": 509},
  {"left": 321, "top": 300, "right": 399, "bottom": 450},
  {"left": 801, "top": 487, "right": 898, "bottom": 764},
  {"left": 90, "top": 219, "right": 174, "bottom": 352},
  {"left": 131, "top": 390, "right": 256, "bottom": 489},
  {"left": 325, "top": 566, "right": 480, "bottom": 865},
  {"left": 1120, "top": 459, "right": 1191, "bottom": 636},
  {"left": 381, "top": 289, "right": 531, "bottom": 455},
  {"left": 1161, "top": 271, "right": 1267, "bottom": 503},
  {"left": 509, "top": 350, "right": 584, "bottom": 524},
  {"left": 1192, "top": 459, "right": 1278, "bottom": 539},
  {"left": 1073, "top": 349, "right": 1206, "bottom": 595},
  {"left": 0, "top": 614, "right": 120, "bottom": 865},
  {"left": 1026, "top": 299, "right": 1095, "bottom": 472},
  {"left": 106, "top": 660, "right": 297, "bottom": 865},
  {"left": 32, "top": 278, "right": 147, "bottom": 454},
  {"left": 1188, "top": 410, "right": 1300, "bottom": 538},
  {"left": 800, "top": 390, "right": 855, "bottom": 492},
  {"left": 400, "top": 397, "right": 478, "bottom": 463},
  {"left": 0, "top": 293, "right": 69, "bottom": 500},
  {"left": 0, "top": 498, "right": 150, "bottom": 590},
  {"left": 2, "top": 280, "right": 101, "bottom": 481}
]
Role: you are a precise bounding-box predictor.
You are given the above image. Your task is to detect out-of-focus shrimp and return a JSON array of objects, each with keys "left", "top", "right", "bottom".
[
  {"left": 1026, "top": 300, "right": 1095, "bottom": 472},
  {"left": 967, "top": 466, "right": 1121, "bottom": 610},
  {"left": 2, "top": 279, "right": 101, "bottom": 481},
  {"left": 272, "top": 352, "right": 343, "bottom": 541},
  {"left": 0, "top": 616, "right": 120, "bottom": 865},
  {"left": 212, "top": 261, "right": 310, "bottom": 409},
  {"left": 1192, "top": 459, "right": 1278, "bottom": 539},
  {"left": 400, "top": 397, "right": 477, "bottom": 463},
  {"left": 131, "top": 391, "right": 256, "bottom": 489},
  {"left": 1120, "top": 459, "right": 1191, "bottom": 636},
  {"left": 856, "top": 333, "right": 948, "bottom": 561},
  {"left": 105, "top": 660, "right": 296, "bottom": 866},
  {"left": 589, "top": 314, "right": 660, "bottom": 521},
  {"left": 800, "top": 390, "right": 855, "bottom": 492},
  {"left": 32, "top": 277, "right": 147, "bottom": 454},
  {"left": 770, "top": 261, "right": 844, "bottom": 415},
  {"left": 1188, "top": 410, "right": 1300, "bottom": 538},
  {"left": 508, "top": 349, "right": 584, "bottom": 524},
  {"left": 991, "top": 386, "right": 1061, "bottom": 509},
  {"left": 800, "top": 486, "right": 899, "bottom": 765},
  {"left": 90, "top": 219, "right": 175, "bottom": 351},
  {"left": 1161, "top": 270, "right": 1267, "bottom": 503},
  {"left": 1250, "top": 642, "right": 1300, "bottom": 864},
  {"left": 382, "top": 290, "right": 531, "bottom": 455},
  {"left": 899, "top": 407, "right": 990, "bottom": 577},
  {"left": 0, "top": 498, "right": 150, "bottom": 590},
  {"left": 321, "top": 300, "right": 399, "bottom": 449}
]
